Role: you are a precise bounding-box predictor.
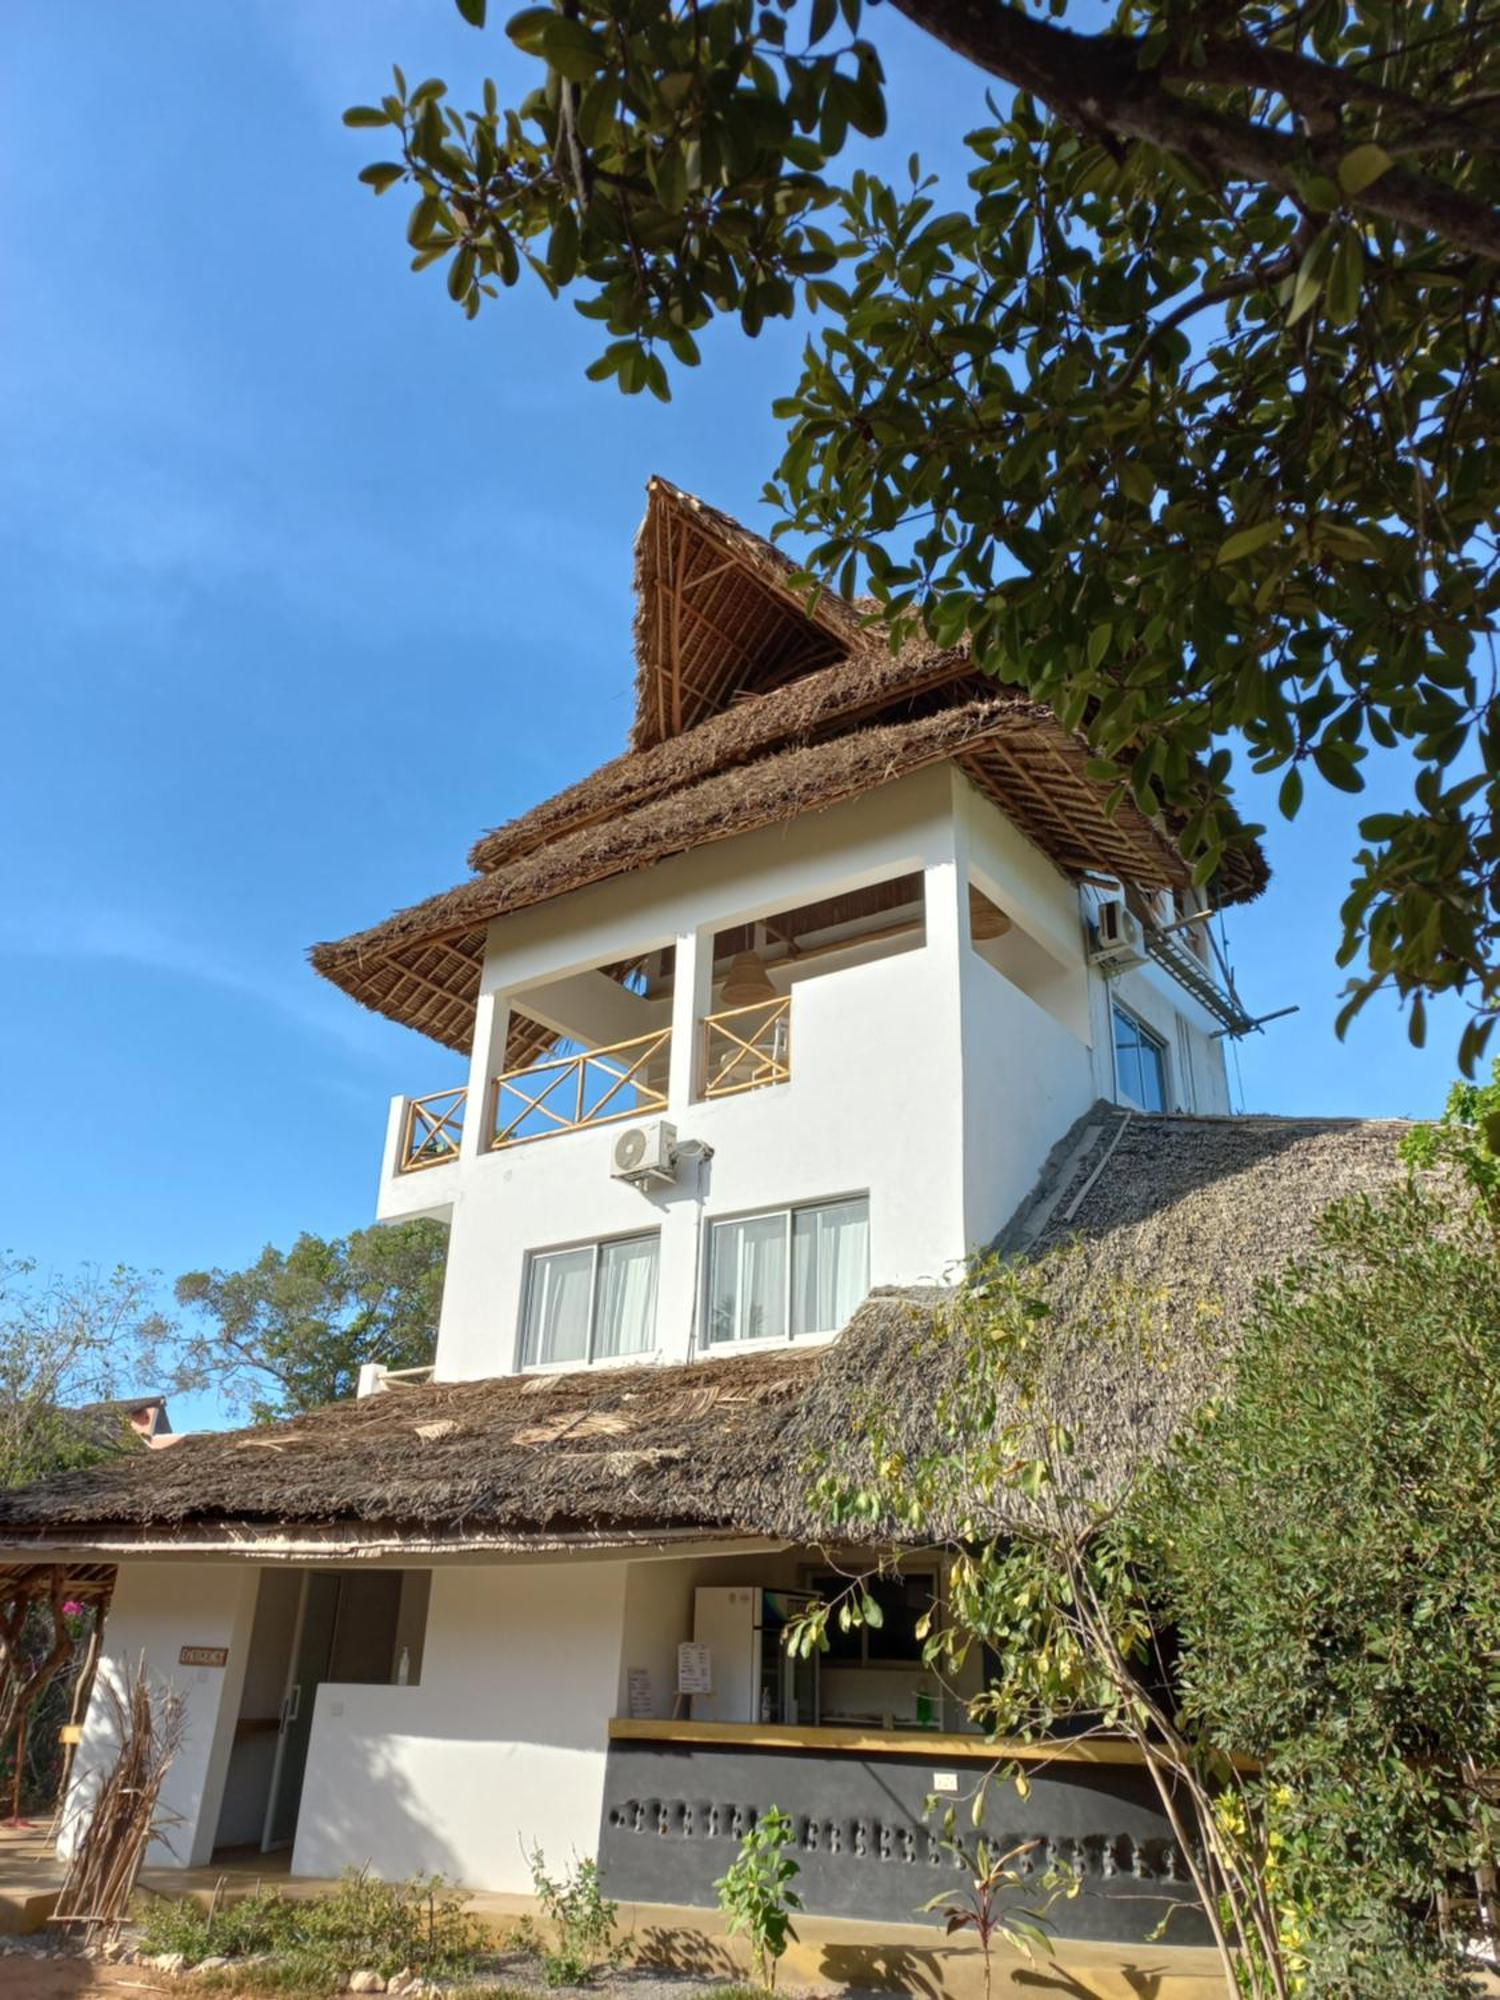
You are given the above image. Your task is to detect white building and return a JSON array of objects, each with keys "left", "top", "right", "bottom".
[{"left": 0, "top": 481, "right": 1394, "bottom": 1961}]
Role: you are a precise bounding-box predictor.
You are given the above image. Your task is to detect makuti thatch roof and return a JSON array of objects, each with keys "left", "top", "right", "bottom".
[
  {"left": 309, "top": 478, "right": 1268, "bottom": 1054},
  {"left": 0, "top": 1112, "right": 1404, "bottom": 1556}
]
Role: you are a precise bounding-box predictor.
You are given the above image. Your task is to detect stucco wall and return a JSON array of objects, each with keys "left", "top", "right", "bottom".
[
  {"left": 424, "top": 770, "right": 974, "bottom": 1384},
  {"left": 380, "top": 765, "right": 1235, "bottom": 1386},
  {"left": 62, "top": 1563, "right": 260, "bottom": 1868},
  {"left": 294, "top": 1560, "right": 631, "bottom": 1890}
]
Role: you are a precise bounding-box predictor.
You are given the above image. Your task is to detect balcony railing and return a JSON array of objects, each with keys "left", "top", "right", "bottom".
[
  {"left": 398, "top": 1087, "right": 467, "bottom": 1173},
  {"left": 702, "top": 997, "right": 792, "bottom": 1100},
  {"left": 492, "top": 1028, "right": 671, "bottom": 1148}
]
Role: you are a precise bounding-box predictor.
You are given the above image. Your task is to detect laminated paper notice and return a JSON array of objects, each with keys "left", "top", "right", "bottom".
[
  {"left": 626, "top": 1668, "right": 654, "bottom": 1718},
  {"left": 676, "top": 1642, "right": 712, "bottom": 1695}
]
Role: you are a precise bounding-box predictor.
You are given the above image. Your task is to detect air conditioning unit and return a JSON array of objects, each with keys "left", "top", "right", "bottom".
[
  {"left": 611, "top": 1119, "right": 679, "bottom": 1187},
  {"left": 1091, "top": 899, "right": 1148, "bottom": 972}
]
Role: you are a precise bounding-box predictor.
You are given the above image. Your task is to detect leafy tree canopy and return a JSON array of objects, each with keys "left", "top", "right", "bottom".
[
  {"left": 174, "top": 1220, "right": 447, "bottom": 1423},
  {"left": 349, "top": 0, "right": 1500, "bottom": 1067},
  {"left": 0, "top": 1257, "right": 171, "bottom": 1490},
  {"left": 803, "top": 1135, "right": 1500, "bottom": 1996}
]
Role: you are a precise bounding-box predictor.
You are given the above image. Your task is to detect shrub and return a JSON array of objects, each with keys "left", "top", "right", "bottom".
[
  {"left": 136, "top": 1870, "right": 486, "bottom": 1990},
  {"left": 715, "top": 1806, "right": 802, "bottom": 1991},
  {"left": 525, "top": 1848, "right": 618, "bottom": 1987}
]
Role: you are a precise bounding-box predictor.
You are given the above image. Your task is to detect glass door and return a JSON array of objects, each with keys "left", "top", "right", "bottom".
[{"left": 261, "top": 1573, "right": 341, "bottom": 1852}]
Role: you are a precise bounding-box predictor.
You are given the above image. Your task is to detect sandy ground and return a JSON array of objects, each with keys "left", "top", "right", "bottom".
[{"left": 0, "top": 1968, "right": 191, "bottom": 2000}]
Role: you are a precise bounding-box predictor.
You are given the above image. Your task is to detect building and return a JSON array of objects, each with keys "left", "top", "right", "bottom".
[{"left": 0, "top": 481, "right": 1402, "bottom": 1958}]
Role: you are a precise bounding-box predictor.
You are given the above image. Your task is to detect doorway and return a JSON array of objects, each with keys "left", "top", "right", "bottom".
[{"left": 213, "top": 1567, "right": 430, "bottom": 1859}]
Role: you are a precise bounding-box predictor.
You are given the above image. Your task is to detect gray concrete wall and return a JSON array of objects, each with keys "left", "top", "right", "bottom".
[{"left": 597, "top": 1737, "right": 1210, "bottom": 1947}]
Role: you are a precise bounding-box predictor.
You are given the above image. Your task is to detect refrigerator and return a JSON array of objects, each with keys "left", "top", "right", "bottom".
[{"left": 691, "top": 1586, "right": 820, "bottom": 1725}]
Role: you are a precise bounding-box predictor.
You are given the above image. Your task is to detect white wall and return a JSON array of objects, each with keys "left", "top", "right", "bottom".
[
  {"left": 294, "top": 1560, "right": 631, "bottom": 1890},
  {"left": 378, "top": 763, "right": 1236, "bottom": 1384},
  {"left": 960, "top": 950, "right": 1100, "bottom": 1248},
  {"left": 425, "top": 770, "right": 973, "bottom": 1384},
  {"left": 62, "top": 1564, "right": 260, "bottom": 1868}
]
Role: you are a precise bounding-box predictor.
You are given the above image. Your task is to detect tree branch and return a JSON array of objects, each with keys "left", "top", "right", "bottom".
[{"left": 885, "top": 0, "right": 1500, "bottom": 263}]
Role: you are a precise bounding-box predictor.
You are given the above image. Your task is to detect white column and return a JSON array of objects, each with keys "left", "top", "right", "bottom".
[
  {"left": 461, "top": 983, "right": 511, "bottom": 1162},
  {"left": 667, "top": 923, "right": 712, "bottom": 1111}
]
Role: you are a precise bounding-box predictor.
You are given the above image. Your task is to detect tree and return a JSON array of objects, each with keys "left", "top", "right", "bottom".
[
  {"left": 174, "top": 1220, "right": 448, "bottom": 1422},
  {"left": 0, "top": 1257, "right": 170, "bottom": 1491},
  {"left": 799, "top": 1158, "right": 1500, "bottom": 1997},
  {"left": 346, "top": 0, "right": 1500, "bottom": 1068},
  {"left": 1145, "top": 1173, "right": 1500, "bottom": 1997},
  {"left": 0, "top": 1258, "right": 170, "bottom": 1813}
]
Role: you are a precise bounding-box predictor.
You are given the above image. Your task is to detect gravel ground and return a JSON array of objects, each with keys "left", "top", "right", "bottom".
[{"left": 0, "top": 1934, "right": 807, "bottom": 2000}]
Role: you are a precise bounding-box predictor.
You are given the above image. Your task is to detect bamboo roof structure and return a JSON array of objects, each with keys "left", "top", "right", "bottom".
[
  {"left": 309, "top": 478, "right": 1269, "bottom": 1054},
  {"left": 0, "top": 1114, "right": 1403, "bottom": 1552}
]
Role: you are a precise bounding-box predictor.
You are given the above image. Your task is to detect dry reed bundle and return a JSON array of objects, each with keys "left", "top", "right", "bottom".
[{"left": 51, "top": 1654, "right": 184, "bottom": 1935}]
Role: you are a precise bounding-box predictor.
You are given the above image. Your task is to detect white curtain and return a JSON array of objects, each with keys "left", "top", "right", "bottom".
[
  {"left": 593, "top": 1235, "right": 659, "bottom": 1358},
  {"left": 524, "top": 1247, "right": 593, "bottom": 1365},
  {"left": 791, "top": 1198, "right": 869, "bottom": 1336},
  {"left": 709, "top": 1213, "right": 787, "bottom": 1343}
]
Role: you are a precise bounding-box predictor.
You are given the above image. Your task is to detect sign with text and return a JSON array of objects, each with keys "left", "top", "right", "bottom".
[
  {"left": 626, "top": 1668, "right": 654, "bottom": 1719},
  {"left": 179, "top": 1645, "right": 229, "bottom": 1669},
  {"left": 676, "top": 1642, "right": 712, "bottom": 1696}
]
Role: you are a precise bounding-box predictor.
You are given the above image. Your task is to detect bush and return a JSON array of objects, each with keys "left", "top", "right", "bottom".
[
  {"left": 136, "top": 1870, "right": 487, "bottom": 1991},
  {"left": 715, "top": 1806, "right": 801, "bottom": 1991},
  {"left": 525, "top": 1848, "right": 618, "bottom": 1987}
]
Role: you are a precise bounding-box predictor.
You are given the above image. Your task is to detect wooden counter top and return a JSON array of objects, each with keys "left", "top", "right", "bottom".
[{"left": 607, "top": 1717, "right": 1155, "bottom": 1766}]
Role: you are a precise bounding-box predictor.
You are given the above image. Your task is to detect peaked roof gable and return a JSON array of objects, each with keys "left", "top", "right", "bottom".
[{"left": 631, "top": 476, "right": 865, "bottom": 749}]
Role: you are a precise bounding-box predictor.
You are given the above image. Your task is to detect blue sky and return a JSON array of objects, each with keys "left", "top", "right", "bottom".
[{"left": 1, "top": 3, "right": 1467, "bottom": 1417}]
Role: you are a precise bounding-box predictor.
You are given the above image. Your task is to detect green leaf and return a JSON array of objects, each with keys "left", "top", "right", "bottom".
[
  {"left": 1087, "top": 622, "right": 1112, "bottom": 669},
  {"left": 1279, "top": 766, "right": 1303, "bottom": 820},
  {"left": 1288, "top": 230, "right": 1334, "bottom": 324},
  {"left": 537, "top": 14, "right": 604, "bottom": 79},
  {"left": 1339, "top": 143, "right": 1393, "bottom": 196},
  {"left": 358, "top": 163, "right": 406, "bottom": 194},
  {"left": 1217, "top": 520, "right": 1281, "bottom": 565},
  {"left": 343, "top": 106, "right": 391, "bottom": 128},
  {"left": 1327, "top": 230, "right": 1365, "bottom": 324},
  {"left": 454, "top": 0, "right": 487, "bottom": 21},
  {"left": 506, "top": 6, "right": 555, "bottom": 53}
]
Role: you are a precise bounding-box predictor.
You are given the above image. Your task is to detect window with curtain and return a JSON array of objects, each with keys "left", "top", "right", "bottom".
[
  {"left": 521, "top": 1233, "right": 659, "bottom": 1367},
  {"left": 1112, "top": 1002, "right": 1168, "bottom": 1112},
  {"left": 708, "top": 1196, "right": 869, "bottom": 1345}
]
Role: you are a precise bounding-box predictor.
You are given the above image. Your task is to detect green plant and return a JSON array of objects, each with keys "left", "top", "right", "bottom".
[
  {"left": 800, "top": 1148, "right": 1500, "bottom": 1999},
  {"left": 136, "top": 1871, "right": 487, "bottom": 1991},
  {"left": 526, "top": 1847, "right": 619, "bottom": 1987},
  {"left": 1400, "top": 1056, "right": 1500, "bottom": 1227},
  {"left": 715, "top": 1805, "right": 802, "bottom": 1991},
  {"left": 921, "top": 1825, "right": 1070, "bottom": 2000}
]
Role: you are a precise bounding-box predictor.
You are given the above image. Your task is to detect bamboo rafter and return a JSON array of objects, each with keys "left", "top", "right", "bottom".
[
  {"left": 702, "top": 997, "right": 792, "bottom": 1100},
  {"left": 399, "top": 1086, "right": 467, "bottom": 1172},
  {"left": 492, "top": 1027, "right": 671, "bottom": 1147}
]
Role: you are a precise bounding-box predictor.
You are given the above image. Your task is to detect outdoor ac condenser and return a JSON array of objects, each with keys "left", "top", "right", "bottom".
[
  {"left": 610, "top": 1119, "right": 678, "bottom": 1187},
  {"left": 1091, "top": 898, "right": 1148, "bottom": 972}
]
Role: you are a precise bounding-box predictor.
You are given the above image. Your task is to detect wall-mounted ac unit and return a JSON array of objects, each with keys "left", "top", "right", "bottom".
[
  {"left": 1091, "top": 899, "right": 1148, "bottom": 972},
  {"left": 611, "top": 1119, "right": 679, "bottom": 1187}
]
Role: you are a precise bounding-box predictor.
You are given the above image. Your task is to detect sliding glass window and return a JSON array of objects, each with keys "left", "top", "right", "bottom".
[
  {"left": 708, "top": 1197, "right": 869, "bottom": 1346},
  {"left": 521, "top": 1233, "right": 659, "bottom": 1368}
]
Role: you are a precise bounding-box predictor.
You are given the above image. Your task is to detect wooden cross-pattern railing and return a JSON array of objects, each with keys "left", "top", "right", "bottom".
[
  {"left": 702, "top": 997, "right": 792, "bottom": 1100},
  {"left": 399, "top": 1087, "right": 467, "bottom": 1173},
  {"left": 491, "top": 1028, "right": 671, "bottom": 1148}
]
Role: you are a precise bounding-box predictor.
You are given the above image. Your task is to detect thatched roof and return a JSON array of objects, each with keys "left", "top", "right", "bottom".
[
  {"left": 0, "top": 1112, "right": 1405, "bottom": 1553},
  {"left": 310, "top": 478, "right": 1268, "bottom": 1052}
]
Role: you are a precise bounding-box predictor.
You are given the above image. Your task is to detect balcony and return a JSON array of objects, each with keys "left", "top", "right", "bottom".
[
  {"left": 397, "top": 1087, "right": 467, "bottom": 1174},
  {"left": 701, "top": 998, "right": 791, "bottom": 1100},
  {"left": 492, "top": 1028, "right": 671, "bottom": 1148}
]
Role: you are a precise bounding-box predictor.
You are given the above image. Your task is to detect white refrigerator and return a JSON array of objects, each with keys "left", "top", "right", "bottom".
[{"left": 690, "top": 1586, "right": 820, "bottom": 1725}]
